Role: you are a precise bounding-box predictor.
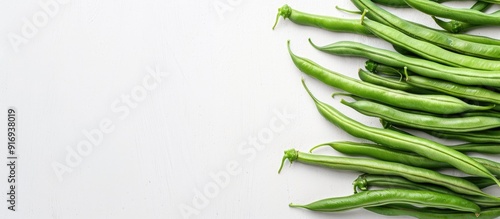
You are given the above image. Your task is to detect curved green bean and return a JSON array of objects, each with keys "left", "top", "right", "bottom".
[
  {"left": 361, "top": 18, "right": 500, "bottom": 69},
  {"left": 342, "top": 99, "right": 500, "bottom": 132},
  {"left": 289, "top": 41, "right": 493, "bottom": 114},
  {"left": 294, "top": 79, "right": 500, "bottom": 187},
  {"left": 311, "top": 141, "right": 449, "bottom": 169},
  {"left": 354, "top": 174, "right": 500, "bottom": 207},
  {"left": 289, "top": 189, "right": 480, "bottom": 213},
  {"left": 404, "top": 0, "right": 500, "bottom": 25},
  {"left": 406, "top": 74, "right": 500, "bottom": 104},
  {"left": 451, "top": 143, "right": 500, "bottom": 154},
  {"left": 367, "top": 204, "right": 500, "bottom": 219},
  {"left": 309, "top": 40, "right": 500, "bottom": 86},
  {"left": 272, "top": 4, "right": 371, "bottom": 35},
  {"left": 279, "top": 149, "right": 489, "bottom": 197}
]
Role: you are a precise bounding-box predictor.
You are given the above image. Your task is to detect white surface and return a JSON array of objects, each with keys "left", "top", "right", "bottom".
[{"left": 1, "top": 0, "right": 500, "bottom": 218}]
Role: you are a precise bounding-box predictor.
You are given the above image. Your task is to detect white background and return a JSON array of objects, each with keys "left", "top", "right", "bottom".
[{"left": 1, "top": 0, "right": 500, "bottom": 218}]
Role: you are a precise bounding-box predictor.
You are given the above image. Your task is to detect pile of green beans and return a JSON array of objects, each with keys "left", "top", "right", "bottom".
[{"left": 273, "top": 0, "right": 500, "bottom": 218}]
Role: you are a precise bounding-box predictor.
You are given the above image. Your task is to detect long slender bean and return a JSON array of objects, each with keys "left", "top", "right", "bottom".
[
  {"left": 406, "top": 74, "right": 500, "bottom": 104},
  {"left": 367, "top": 204, "right": 500, "bottom": 219},
  {"left": 403, "top": 0, "right": 500, "bottom": 25},
  {"left": 354, "top": 174, "right": 500, "bottom": 207},
  {"left": 309, "top": 40, "right": 500, "bottom": 86},
  {"left": 289, "top": 189, "right": 480, "bottom": 213},
  {"left": 343, "top": 99, "right": 500, "bottom": 132},
  {"left": 451, "top": 143, "right": 500, "bottom": 154},
  {"left": 279, "top": 149, "right": 489, "bottom": 197},
  {"left": 272, "top": 4, "right": 371, "bottom": 34},
  {"left": 289, "top": 41, "right": 493, "bottom": 113}
]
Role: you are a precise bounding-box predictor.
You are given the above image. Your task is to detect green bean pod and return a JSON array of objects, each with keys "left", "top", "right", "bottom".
[
  {"left": 296, "top": 80, "right": 500, "bottom": 188},
  {"left": 361, "top": 18, "right": 500, "bottom": 69},
  {"left": 354, "top": 174, "right": 500, "bottom": 207},
  {"left": 403, "top": 0, "right": 500, "bottom": 25},
  {"left": 365, "top": 60, "right": 404, "bottom": 76},
  {"left": 352, "top": 0, "right": 500, "bottom": 60},
  {"left": 358, "top": 69, "right": 433, "bottom": 94},
  {"left": 451, "top": 143, "right": 500, "bottom": 154},
  {"left": 432, "top": 1, "right": 492, "bottom": 33},
  {"left": 310, "top": 40, "right": 500, "bottom": 86},
  {"left": 462, "top": 111, "right": 500, "bottom": 118},
  {"left": 289, "top": 189, "right": 480, "bottom": 213},
  {"left": 272, "top": 4, "right": 371, "bottom": 35},
  {"left": 312, "top": 141, "right": 449, "bottom": 169},
  {"left": 279, "top": 149, "right": 488, "bottom": 197},
  {"left": 463, "top": 176, "right": 497, "bottom": 189},
  {"left": 315, "top": 141, "right": 500, "bottom": 181},
  {"left": 406, "top": 74, "right": 500, "bottom": 105},
  {"left": 289, "top": 41, "right": 492, "bottom": 114},
  {"left": 342, "top": 99, "right": 500, "bottom": 132},
  {"left": 367, "top": 204, "right": 500, "bottom": 219},
  {"left": 426, "top": 129, "right": 500, "bottom": 144}
]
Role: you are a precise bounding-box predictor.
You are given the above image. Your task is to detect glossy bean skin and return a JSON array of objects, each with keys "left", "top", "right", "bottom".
[
  {"left": 404, "top": 0, "right": 500, "bottom": 25},
  {"left": 463, "top": 176, "right": 497, "bottom": 189},
  {"left": 310, "top": 40, "right": 500, "bottom": 86},
  {"left": 354, "top": 174, "right": 500, "bottom": 207},
  {"left": 451, "top": 143, "right": 500, "bottom": 154},
  {"left": 272, "top": 4, "right": 372, "bottom": 34},
  {"left": 279, "top": 149, "right": 488, "bottom": 197},
  {"left": 367, "top": 204, "right": 500, "bottom": 219},
  {"left": 289, "top": 41, "right": 492, "bottom": 114},
  {"left": 361, "top": 18, "right": 500, "bottom": 69},
  {"left": 406, "top": 74, "right": 500, "bottom": 104},
  {"left": 313, "top": 141, "right": 449, "bottom": 169},
  {"left": 353, "top": 0, "right": 500, "bottom": 60},
  {"left": 462, "top": 111, "right": 500, "bottom": 118},
  {"left": 342, "top": 99, "right": 500, "bottom": 132},
  {"left": 432, "top": 1, "right": 492, "bottom": 33},
  {"left": 318, "top": 141, "right": 500, "bottom": 186},
  {"left": 296, "top": 80, "right": 500, "bottom": 187},
  {"left": 365, "top": 60, "right": 404, "bottom": 76},
  {"left": 289, "top": 188, "right": 480, "bottom": 213}
]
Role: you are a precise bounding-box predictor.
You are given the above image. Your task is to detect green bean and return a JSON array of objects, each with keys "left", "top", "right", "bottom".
[
  {"left": 295, "top": 79, "right": 500, "bottom": 187},
  {"left": 272, "top": 4, "right": 371, "bottom": 35},
  {"left": 451, "top": 143, "right": 500, "bottom": 154},
  {"left": 463, "top": 176, "right": 497, "bottom": 189},
  {"left": 432, "top": 1, "right": 493, "bottom": 33},
  {"left": 367, "top": 204, "right": 500, "bottom": 219},
  {"left": 354, "top": 174, "right": 500, "bottom": 207},
  {"left": 452, "top": 33, "right": 500, "bottom": 46},
  {"left": 365, "top": 60, "right": 404, "bottom": 76},
  {"left": 371, "top": 0, "right": 409, "bottom": 7},
  {"left": 343, "top": 98, "right": 500, "bottom": 132},
  {"left": 361, "top": 17, "right": 500, "bottom": 68},
  {"left": 403, "top": 0, "right": 500, "bottom": 25},
  {"left": 279, "top": 149, "right": 489, "bottom": 197},
  {"left": 311, "top": 141, "right": 449, "bottom": 169},
  {"left": 358, "top": 69, "right": 433, "bottom": 94},
  {"left": 314, "top": 141, "right": 500, "bottom": 181},
  {"left": 289, "top": 188, "right": 480, "bottom": 213},
  {"left": 426, "top": 129, "right": 500, "bottom": 144},
  {"left": 461, "top": 111, "right": 500, "bottom": 118},
  {"left": 352, "top": 0, "right": 500, "bottom": 60},
  {"left": 289, "top": 41, "right": 493, "bottom": 114},
  {"left": 309, "top": 40, "right": 500, "bottom": 87},
  {"left": 406, "top": 74, "right": 500, "bottom": 104}
]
